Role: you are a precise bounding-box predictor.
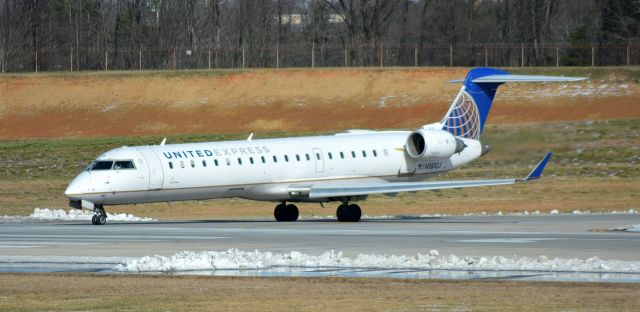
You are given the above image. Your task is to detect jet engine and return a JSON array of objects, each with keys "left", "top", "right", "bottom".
[{"left": 405, "top": 129, "right": 466, "bottom": 159}]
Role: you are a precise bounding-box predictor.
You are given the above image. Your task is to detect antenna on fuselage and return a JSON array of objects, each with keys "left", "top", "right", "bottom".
[
  {"left": 160, "top": 138, "right": 167, "bottom": 146},
  {"left": 247, "top": 133, "right": 254, "bottom": 141}
]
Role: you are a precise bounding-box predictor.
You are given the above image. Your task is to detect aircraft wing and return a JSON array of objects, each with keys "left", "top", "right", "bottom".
[{"left": 309, "top": 152, "right": 552, "bottom": 199}]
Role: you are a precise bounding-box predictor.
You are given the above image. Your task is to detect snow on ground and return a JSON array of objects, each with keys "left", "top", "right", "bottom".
[
  {"left": 0, "top": 208, "right": 156, "bottom": 222},
  {"left": 626, "top": 224, "right": 640, "bottom": 232},
  {"left": 115, "top": 249, "right": 640, "bottom": 274}
]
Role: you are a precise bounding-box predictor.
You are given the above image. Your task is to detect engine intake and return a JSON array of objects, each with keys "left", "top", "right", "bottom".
[{"left": 405, "top": 130, "right": 466, "bottom": 159}]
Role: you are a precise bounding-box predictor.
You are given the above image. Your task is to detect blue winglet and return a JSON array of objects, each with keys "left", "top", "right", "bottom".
[{"left": 522, "top": 152, "right": 552, "bottom": 181}]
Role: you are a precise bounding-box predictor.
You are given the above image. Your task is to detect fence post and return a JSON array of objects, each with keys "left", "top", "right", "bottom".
[
  {"left": 449, "top": 44, "right": 453, "bottom": 67},
  {"left": 1, "top": 49, "right": 4, "bottom": 73},
  {"left": 208, "top": 49, "right": 211, "bottom": 70},
  {"left": 35, "top": 50, "right": 38, "bottom": 73},
  {"left": 521, "top": 43, "right": 525, "bottom": 67},
  {"left": 139, "top": 50, "right": 143, "bottom": 70},
  {"left": 414, "top": 46, "right": 418, "bottom": 67},
  {"left": 276, "top": 46, "right": 279, "bottom": 68},
  {"left": 172, "top": 48, "right": 176, "bottom": 70},
  {"left": 344, "top": 48, "right": 348, "bottom": 67},
  {"left": 70, "top": 48, "right": 73, "bottom": 71},
  {"left": 311, "top": 43, "right": 315, "bottom": 68},
  {"left": 105, "top": 50, "right": 109, "bottom": 70},
  {"left": 484, "top": 44, "right": 488, "bottom": 67},
  {"left": 591, "top": 45, "right": 595, "bottom": 67},
  {"left": 556, "top": 45, "right": 559, "bottom": 67},
  {"left": 242, "top": 48, "right": 245, "bottom": 69},
  {"left": 627, "top": 44, "right": 631, "bottom": 66}
]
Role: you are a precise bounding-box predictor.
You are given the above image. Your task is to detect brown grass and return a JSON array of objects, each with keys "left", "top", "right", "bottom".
[
  {"left": 0, "top": 273, "right": 639, "bottom": 311},
  {"left": 1, "top": 68, "right": 639, "bottom": 139}
]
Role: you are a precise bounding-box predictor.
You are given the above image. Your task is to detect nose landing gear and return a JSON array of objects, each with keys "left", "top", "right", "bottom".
[
  {"left": 274, "top": 202, "right": 299, "bottom": 222},
  {"left": 91, "top": 204, "right": 107, "bottom": 225}
]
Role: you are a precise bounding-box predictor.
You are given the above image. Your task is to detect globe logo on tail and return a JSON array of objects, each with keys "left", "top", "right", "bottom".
[{"left": 441, "top": 90, "right": 480, "bottom": 140}]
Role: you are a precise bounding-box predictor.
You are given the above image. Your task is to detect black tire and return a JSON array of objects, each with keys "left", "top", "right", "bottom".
[
  {"left": 91, "top": 215, "right": 98, "bottom": 225},
  {"left": 347, "top": 204, "right": 362, "bottom": 222},
  {"left": 98, "top": 215, "right": 107, "bottom": 225},
  {"left": 285, "top": 204, "right": 299, "bottom": 221},
  {"left": 336, "top": 204, "right": 348, "bottom": 222},
  {"left": 274, "top": 203, "right": 287, "bottom": 222}
]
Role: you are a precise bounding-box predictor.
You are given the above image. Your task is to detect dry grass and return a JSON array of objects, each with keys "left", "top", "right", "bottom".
[{"left": 0, "top": 273, "right": 639, "bottom": 311}]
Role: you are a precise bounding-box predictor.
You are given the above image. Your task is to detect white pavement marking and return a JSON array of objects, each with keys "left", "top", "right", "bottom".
[{"left": 455, "top": 238, "right": 563, "bottom": 244}]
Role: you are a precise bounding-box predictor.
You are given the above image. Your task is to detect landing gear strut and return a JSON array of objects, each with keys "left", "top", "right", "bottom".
[
  {"left": 274, "top": 202, "right": 299, "bottom": 222},
  {"left": 336, "top": 203, "right": 361, "bottom": 222},
  {"left": 91, "top": 204, "right": 107, "bottom": 225}
]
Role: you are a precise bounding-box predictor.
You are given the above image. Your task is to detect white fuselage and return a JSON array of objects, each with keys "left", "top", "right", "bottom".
[{"left": 64, "top": 131, "right": 482, "bottom": 205}]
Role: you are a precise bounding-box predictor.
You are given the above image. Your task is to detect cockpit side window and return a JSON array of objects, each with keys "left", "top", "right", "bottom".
[
  {"left": 114, "top": 160, "right": 136, "bottom": 170},
  {"left": 90, "top": 161, "right": 113, "bottom": 170}
]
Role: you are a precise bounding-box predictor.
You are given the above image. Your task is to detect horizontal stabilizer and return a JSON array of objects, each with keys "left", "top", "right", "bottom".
[
  {"left": 472, "top": 74, "right": 586, "bottom": 83},
  {"left": 521, "top": 151, "right": 552, "bottom": 181}
]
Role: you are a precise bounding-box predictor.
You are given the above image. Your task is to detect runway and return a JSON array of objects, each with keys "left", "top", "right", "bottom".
[{"left": 1, "top": 214, "right": 639, "bottom": 282}]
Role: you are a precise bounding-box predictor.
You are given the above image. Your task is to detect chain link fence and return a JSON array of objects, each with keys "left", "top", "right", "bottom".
[{"left": 1, "top": 43, "right": 638, "bottom": 73}]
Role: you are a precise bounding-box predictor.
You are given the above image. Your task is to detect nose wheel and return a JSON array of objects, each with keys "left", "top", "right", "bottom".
[
  {"left": 274, "top": 202, "right": 299, "bottom": 222},
  {"left": 91, "top": 204, "right": 107, "bottom": 225},
  {"left": 336, "top": 203, "right": 361, "bottom": 222}
]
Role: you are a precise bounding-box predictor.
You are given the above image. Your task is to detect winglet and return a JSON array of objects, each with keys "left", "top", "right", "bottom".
[{"left": 521, "top": 152, "right": 552, "bottom": 182}]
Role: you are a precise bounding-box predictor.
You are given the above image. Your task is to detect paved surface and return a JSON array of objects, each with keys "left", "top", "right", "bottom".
[{"left": 1, "top": 214, "right": 638, "bottom": 260}]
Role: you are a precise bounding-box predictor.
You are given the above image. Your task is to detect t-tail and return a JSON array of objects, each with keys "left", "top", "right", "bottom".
[{"left": 435, "top": 68, "right": 586, "bottom": 140}]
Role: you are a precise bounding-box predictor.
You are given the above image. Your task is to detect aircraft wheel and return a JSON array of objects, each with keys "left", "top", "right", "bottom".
[
  {"left": 274, "top": 203, "right": 287, "bottom": 222},
  {"left": 97, "top": 214, "right": 107, "bottom": 225},
  {"left": 337, "top": 203, "right": 361, "bottom": 222},
  {"left": 285, "top": 204, "right": 299, "bottom": 221},
  {"left": 91, "top": 215, "right": 98, "bottom": 225}
]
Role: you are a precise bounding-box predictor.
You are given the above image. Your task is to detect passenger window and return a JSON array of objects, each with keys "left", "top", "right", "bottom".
[
  {"left": 114, "top": 160, "right": 135, "bottom": 170},
  {"left": 250, "top": 157, "right": 254, "bottom": 164},
  {"left": 373, "top": 150, "right": 378, "bottom": 157},
  {"left": 238, "top": 158, "right": 243, "bottom": 165},
  {"left": 362, "top": 150, "right": 367, "bottom": 157},
  {"left": 214, "top": 159, "right": 219, "bottom": 166},
  {"left": 261, "top": 156, "right": 266, "bottom": 164},
  {"left": 169, "top": 162, "right": 173, "bottom": 169},
  {"left": 180, "top": 161, "right": 185, "bottom": 168},
  {"left": 284, "top": 155, "right": 289, "bottom": 162},
  {"left": 90, "top": 161, "right": 113, "bottom": 171},
  {"left": 340, "top": 152, "right": 344, "bottom": 159},
  {"left": 383, "top": 149, "right": 389, "bottom": 156},
  {"left": 328, "top": 152, "right": 333, "bottom": 160},
  {"left": 296, "top": 154, "right": 300, "bottom": 161},
  {"left": 316, "top": 153, "right": 321, "bottom": 160},
  {"left": 305, "top": 154, "right": 310, "bottom": 161},
  {"left": 226, "top": 158, "right": 231, "bottom": 166},
  {"left": 202, "top": 160, "right": 207, "bottom": 167},
  {"left": 190, "top": 160, "right": 195, "bottom": 168},
  {"left": 351, "top": 151, "right": 356, "bottom": 158},
  {"left": 273, "top": 155, "right": 278, "bottom": 163}
]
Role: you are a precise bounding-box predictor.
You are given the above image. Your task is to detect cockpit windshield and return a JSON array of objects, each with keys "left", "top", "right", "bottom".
[
  {"left": 87, "top": 160, "right": 136, "bottom": 171},
  {"left": 89, "top": 161, "right": 113, "bottom": 171}
]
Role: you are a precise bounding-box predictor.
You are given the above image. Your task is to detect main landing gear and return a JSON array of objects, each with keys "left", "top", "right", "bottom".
[
  {"left": 274, "top": 202, "right": 299, "bottom": 222},
  {"left": 336, "top": 203, "right": 361, "bottom": 222},
  {"left": 91, "top": 204, "right": 107, "bottom": 225}
]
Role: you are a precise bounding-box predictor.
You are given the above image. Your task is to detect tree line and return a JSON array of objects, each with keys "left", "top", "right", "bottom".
[{"left": 1, "top": 0, "right": 638, "bottom": 72}]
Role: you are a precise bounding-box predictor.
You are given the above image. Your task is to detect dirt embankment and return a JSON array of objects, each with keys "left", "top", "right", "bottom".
[{"left": 1, "top": 68, "right": 638, "bottom": 139}]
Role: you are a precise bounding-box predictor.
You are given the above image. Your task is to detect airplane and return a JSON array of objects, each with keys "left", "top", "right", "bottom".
[{"left": 65, "top": 67, "right": 585, "bottom": 225}]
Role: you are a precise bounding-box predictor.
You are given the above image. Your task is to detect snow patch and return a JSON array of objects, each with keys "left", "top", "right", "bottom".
[
  {"left": 115, "top": 249, "right": 640, "bottom": 274},
  {"left": 626, "top": 224, "right": 640, "bottom": 232},
  {"left": 0, "top": 208, "right": 156, "bottom": 222}
]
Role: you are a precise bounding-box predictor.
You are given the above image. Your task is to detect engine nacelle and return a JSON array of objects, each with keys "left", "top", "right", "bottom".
[{"left": 405, "top": 130, "right": 466, "bottom": 159}]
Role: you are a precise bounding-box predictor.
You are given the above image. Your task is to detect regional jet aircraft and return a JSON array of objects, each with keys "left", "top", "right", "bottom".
[{"left": 65, "top": 68, "right": 584, "bottom": 225}]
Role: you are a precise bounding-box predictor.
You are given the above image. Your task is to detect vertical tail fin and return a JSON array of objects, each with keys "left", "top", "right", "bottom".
[{"left": 438, "top": 68, "right": 586, "bottom": 140}]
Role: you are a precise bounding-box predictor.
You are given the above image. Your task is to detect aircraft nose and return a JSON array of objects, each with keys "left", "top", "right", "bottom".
[{"left": 64, "top": 174, "right": 87, "bottom": 199}]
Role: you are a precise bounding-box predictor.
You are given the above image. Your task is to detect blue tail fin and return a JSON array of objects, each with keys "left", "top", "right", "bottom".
[{"left": 440, "top": 68, "right": 586, "bottom": 140}]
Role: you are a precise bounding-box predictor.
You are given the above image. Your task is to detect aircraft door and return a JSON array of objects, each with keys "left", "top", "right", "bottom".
[
  {"left": 312, "top": 148, "right": 324, "bottom": 173},
  {"left": 138, "top": 148, "right": 164, "bottom": 190}
]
